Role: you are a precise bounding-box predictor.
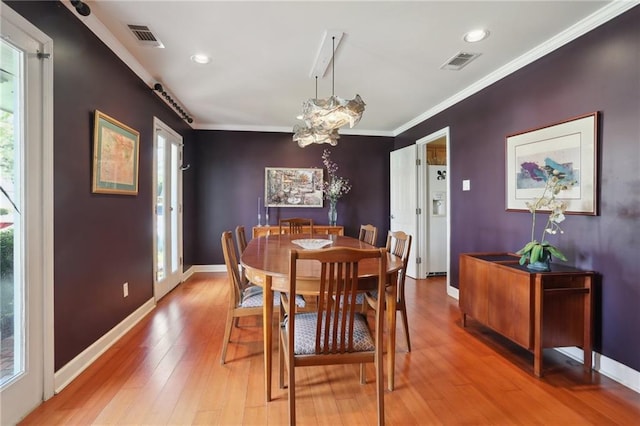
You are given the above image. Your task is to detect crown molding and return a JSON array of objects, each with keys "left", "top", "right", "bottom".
[
  {"left": 194, "top": 123, "right": 393, "bottom": 137},
  {"left": 393, "top": 0, "right": 640, "bottom": 136}
]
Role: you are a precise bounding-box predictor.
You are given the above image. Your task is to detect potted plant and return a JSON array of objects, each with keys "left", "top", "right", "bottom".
[{"left": 516, "top": 161, "right": 575, "bottom": 271}]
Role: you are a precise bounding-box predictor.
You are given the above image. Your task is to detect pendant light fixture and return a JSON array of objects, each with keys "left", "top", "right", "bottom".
[
  {"left": 292, "top": 124, "right": 340, "bottom": 147},
  {"left": 293, "top": 76, "right": 340, "bottom": 147},
  {"left": 293, "top": 32, "right": 365, "bottom": 147}
]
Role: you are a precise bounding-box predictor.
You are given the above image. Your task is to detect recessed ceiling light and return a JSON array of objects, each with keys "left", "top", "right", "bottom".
[
  {"left": 190, "top": 54, "right": 211, "bottom": 64},
  {"left": 464, "top": 29, "right": 490, "bottom": 43}
]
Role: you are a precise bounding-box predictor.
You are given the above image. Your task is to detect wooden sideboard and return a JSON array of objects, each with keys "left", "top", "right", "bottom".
[
  {"left": 252, "top": 225, "right": 344, "bottom": 238},
  {"left": 459, "top": 252, "right": 594, "bottom": 377}
]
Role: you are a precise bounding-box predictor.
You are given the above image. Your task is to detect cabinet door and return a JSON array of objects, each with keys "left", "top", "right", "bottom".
[
  {"left": 487, "top": 267, "right": 533, "bottom": 349},
  {"left": 459, "top": 255, "right": 489, "bottom": 324}
]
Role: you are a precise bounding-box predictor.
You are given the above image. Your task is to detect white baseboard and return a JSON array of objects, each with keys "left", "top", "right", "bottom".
[
  {"left": 447, "top": 283, "right": 459, "bottom": 299},
  {"left": 53, "top": 297, "right": 155, "bottom": 393},
  {"left": 188, "top": 264, "right": 226, "bottom": 273},
  {"left": 183, "top": 265, "right": 196, "bottom": 281},
  {"left": 557, "top": 347, "right": 640, "bottom": 394}
]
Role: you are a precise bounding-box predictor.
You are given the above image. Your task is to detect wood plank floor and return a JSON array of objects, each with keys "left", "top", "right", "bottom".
[{"left": 21, "top": 273, "right": 640, "bottom": 425}]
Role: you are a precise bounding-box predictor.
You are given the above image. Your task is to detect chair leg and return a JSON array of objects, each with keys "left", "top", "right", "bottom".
[
  {"left": 220, "top": 309, "right": 234, "bottom": 364},
  {"left": 399, "top": 302, "right": 411, "bottom": 352},
  {"left": 359, "top": 363, "right": 367, "bottom": 385},
  {"left": 288, "top": 360, "right": 296, "bottom": 426},
  {"left": 279, "top": 334, "right": 285, "bottom": 389},
  {"left": 375, "top": 346, "right": 385, "bottom": 426}
]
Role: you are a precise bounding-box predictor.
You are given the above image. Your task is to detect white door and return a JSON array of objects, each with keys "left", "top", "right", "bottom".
[
  {"left": 390, "top": 145, "right": 418, "bottom": 278},
  {"left": 153, "top": 119, "right": 183, "bottom": 300},
  {"left": 1, "top": 4, "right": 54, "bottom": 424}
]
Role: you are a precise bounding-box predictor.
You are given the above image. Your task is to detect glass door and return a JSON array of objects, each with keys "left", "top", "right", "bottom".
[
  {"left": 1, "top": 4, "right": 54, "bottom": 424},
  {"left": 153, "top": 118, "right": 183, "bottom": 300}
]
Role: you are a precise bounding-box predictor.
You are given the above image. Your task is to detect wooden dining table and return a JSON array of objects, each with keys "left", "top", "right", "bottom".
[{"left": 241, "top": 233, "right": 403, "bottom": 402}]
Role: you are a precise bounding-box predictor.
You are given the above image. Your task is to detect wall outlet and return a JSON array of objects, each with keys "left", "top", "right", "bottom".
[{"left": 123, "top": 282, "right": 129, "bottom": 298}]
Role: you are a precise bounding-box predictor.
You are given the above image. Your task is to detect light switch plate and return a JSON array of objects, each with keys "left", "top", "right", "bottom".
[{"left": 462, "top": 180, "right": 471, "bottom": 191}]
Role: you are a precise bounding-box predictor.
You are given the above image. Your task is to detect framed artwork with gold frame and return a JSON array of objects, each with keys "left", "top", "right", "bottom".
[{"left": 92, "top": 110, "right": 140, "bottom": 195}]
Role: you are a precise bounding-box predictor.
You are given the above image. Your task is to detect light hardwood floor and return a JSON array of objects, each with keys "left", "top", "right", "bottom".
[{"left": 20, "top": 273, "right": 640, "bottom": 425}]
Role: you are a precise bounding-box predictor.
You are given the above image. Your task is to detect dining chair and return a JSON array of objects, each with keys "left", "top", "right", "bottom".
[
  {"left": 332, "top": 224, "right": 376, "bottom": 310},
  {"left": 279, "top": 217, "right": 313, "bottom": 235},
  {"left": 235, "top": 225, "right": 250, "bottom": 287},
  {"left": 221, "top": 231, "right": 308, "bottom": 364},
  {"left": 220, "top": 231, "right": 264, "bottom": 364},
  {"left": 235, "top": 225, "right": 248, "bottom": 255},
  {"left": 358, "top": 224, "right": 378, "bottom": 246},
  {"left": 365, "top": 230, "right": 413, "bottom": 352},
  {"left": 279, "top": 246, "right": 386, "bottom": 426}
]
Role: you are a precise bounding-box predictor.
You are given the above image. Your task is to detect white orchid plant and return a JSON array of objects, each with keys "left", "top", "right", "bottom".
[{"left": 516, "top": 161, "right": 576, "bottom": 267}]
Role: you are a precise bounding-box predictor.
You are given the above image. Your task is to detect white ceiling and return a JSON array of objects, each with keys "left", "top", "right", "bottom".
[{"left": 68, "top": 1, "right": 632, "bottom": 136}]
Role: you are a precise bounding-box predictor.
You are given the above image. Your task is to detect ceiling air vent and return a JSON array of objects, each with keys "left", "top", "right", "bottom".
[
  {"left": 127, "top": 24, "right": 164, "bottom": 48},
  {"left": 440, "top": 52, "right": 481, "bottom": 71}
]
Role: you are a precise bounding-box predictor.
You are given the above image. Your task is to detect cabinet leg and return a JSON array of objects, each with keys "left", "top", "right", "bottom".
[
  {"left": 534, "top": 276, "right": 543, "bottom": 377},
  {"left": 583, "top": 277, "right": 593, "bottom": 373},
  {"left": 534, "top": 349, "right": 542, "bottom": 377}
]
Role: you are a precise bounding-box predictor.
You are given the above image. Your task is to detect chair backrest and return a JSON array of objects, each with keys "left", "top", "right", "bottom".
[
  {"left": 235, "top": 225, "right": 248, "bottom": 254},
  {"left": 385, "top": 230, "right": 412, "bottom": 297},
  {"left": 287, "top": 247, "right": 386, "bottom": 354},
  {"left": 221, "top": 231, "right": 244, "bottom": 307},
  {"left": 358, "top": 224, "right": 378, "bottom": 246},
  {"left": 279, "top": 218, "right": 313, "bottom": 235}
]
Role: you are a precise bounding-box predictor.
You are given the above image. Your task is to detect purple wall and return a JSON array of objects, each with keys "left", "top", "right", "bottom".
[
  {"left": 191, "top": 131, "right": 393, "bottom": 265},
  {"left": 5, "top": 1, "right": 195, "bottom": 369},
  {"left": 395, "top": 6, "right": 640, "bottom": 371}
]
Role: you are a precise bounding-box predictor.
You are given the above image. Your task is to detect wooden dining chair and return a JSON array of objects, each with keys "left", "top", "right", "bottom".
[
  {"left": 220, "top": 231, "right": 264, "bottom": 364},
  {"left": 235, "top": 225, "right": 248, "bottom": 255},
  {"left": 279, "top": 247, "right": 386, "bottom": 426},
  {"left": 279, "top": 217, "right": 313, "bottom": 235},
  {"left": 365, "top": 230, "right": 413, "bottom": 352},
  {"left": 331, "top": 224, "right": 377, "bottom": 311},
  {"left": 358, "top": 224, "right": 378, "bottom": 246},
  {"left": 221, "top": 231, "right": 308, "bottom": 364},
  {"left": 235, "top": 225, "right": 250, "bottom": 287}
]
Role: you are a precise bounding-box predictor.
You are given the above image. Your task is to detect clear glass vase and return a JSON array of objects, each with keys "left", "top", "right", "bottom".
[{"left": 328, "top": 200, "right": 337, "bottom": 226}]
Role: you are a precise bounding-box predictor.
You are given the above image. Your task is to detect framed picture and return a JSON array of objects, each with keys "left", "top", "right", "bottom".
[
  {"left": 92, "top": 110, "right": 140, "bottom": 195},
  {"left": 506, "top": 112, "right": 598, "bottom": 215},
  {"left": 265, "top": 167, "right": 323, "bottom": 207}
]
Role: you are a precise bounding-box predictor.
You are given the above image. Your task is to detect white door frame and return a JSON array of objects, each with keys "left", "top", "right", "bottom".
[
  {"left": 0, "top": 4, "right": 54, "bottom": 424},
  {"left": 416, "top": 127, "right": 455, "bottom": 298}
]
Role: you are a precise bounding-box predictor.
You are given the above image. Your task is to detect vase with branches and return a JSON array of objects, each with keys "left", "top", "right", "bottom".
[{"left": 321, "top": 149, "right": 351, "bottom": 226}]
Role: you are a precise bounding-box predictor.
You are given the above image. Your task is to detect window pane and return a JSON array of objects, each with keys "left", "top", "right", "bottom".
[
  {"left": 0, "top": 39, "right": 24, "bottom": 387},
  {"left": 155, "top": 135, "right": 165, "bottom": 281},
  {"left": 170, "top": 143, "right": 178, "bottom": 273}
]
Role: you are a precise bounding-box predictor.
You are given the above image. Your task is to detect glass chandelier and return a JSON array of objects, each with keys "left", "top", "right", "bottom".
[{"left": 293, "top": 35, "right": 365, "bottom": 147}]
